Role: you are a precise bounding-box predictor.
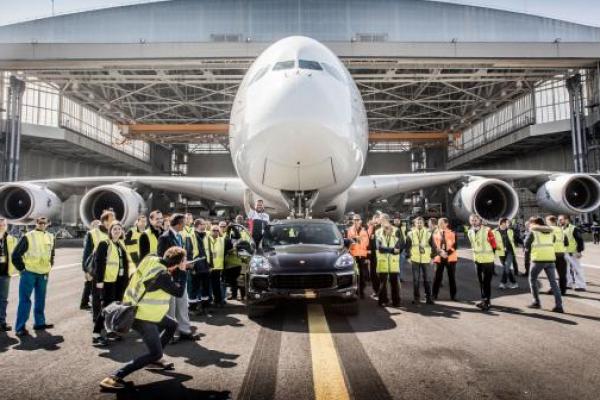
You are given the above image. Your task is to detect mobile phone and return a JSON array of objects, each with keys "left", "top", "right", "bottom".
[{"left": 186, "top": 257, "right": 205, "bottom": 265}]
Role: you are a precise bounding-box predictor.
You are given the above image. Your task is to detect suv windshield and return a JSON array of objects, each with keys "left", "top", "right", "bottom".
[{"left": 263, "top": 223, "right": 342, "bottom": 247}]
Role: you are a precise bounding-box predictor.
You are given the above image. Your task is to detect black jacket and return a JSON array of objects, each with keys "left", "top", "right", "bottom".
[
  {"left": 12, "top": 230, "right": 56, "bottom": 272},
  {"left": 157, "top": 229, "right": 186, "bottom": 258},
  {"left": 192, "top": 231, "right": 210, "bottom": 273},
  {"left": 94, "top": 240, "right": 130, "bottom": 283},
  {"left": 139, "top": 225, "right": 163, "bottom": 260}
]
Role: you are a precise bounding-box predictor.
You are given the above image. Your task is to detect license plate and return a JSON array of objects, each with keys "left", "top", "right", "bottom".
[{"left": 304, "top": 290, "right": 317, "bottom": 299}]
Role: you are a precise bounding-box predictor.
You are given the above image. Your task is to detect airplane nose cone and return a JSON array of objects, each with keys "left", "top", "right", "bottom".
[{"left": 246, "top": 70, "right": 351, "bottom": 135}]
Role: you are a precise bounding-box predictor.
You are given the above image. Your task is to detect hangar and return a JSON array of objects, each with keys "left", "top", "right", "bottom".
[{"left": 1, "top": 0, "right": 600, "bottom": 224}]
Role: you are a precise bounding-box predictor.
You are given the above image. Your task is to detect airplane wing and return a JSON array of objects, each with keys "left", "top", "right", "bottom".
[
  {"left": 0, "top": 176, "right": 247, "bottom": 225},
  {"left": 25, "top": 176, "right": 247, "bottom": 206},
  {"left": 346, "top": 170, "right": 600, "bottom": 222}
]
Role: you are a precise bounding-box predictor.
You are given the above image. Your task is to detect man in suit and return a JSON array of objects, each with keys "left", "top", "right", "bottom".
[{"left": 158, "top": 214, "right": 199, "bottom": 342}]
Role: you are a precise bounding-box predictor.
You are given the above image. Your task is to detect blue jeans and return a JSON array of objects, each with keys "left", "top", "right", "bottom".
[
  {"left": 530, "top": 262, "right": 562, "bottom": 308},
  {"left": 15, "top": 270, "right": 48, "bottom": 332},
  {"left": 0, "top": 275, "right": 10, "bottom": 324},
  {"left": 411, "top": 263, "right": 432, "bottom": 300},
  {"left": 398, "top": 253, "right": 406, "bottom": 281},
  {"left": 500, "top": 252, "right": 516, "bottom": 284}
]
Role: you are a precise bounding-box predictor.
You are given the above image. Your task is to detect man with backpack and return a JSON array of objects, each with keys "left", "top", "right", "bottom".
[{"left": 100, "top": 246, "right": 188, "bottom": 390}]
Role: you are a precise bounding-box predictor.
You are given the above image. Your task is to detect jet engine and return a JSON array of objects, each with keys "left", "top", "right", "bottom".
[
  {"left": 0, "top": 183, "right": 62, "bottom": 224},
  {"left": 536, "top": 174, "right": 600, "bottom": 215},
  {"left": 453, "top": 178, "right": 519, "bottom": 224},
  {"left": 80, "top": 185, "right": 146, "bottom": 227}
]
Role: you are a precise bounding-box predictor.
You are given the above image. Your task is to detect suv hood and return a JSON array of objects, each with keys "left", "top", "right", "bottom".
[{"left": 264, "top": 244, "right": 345, "bottom": 273}]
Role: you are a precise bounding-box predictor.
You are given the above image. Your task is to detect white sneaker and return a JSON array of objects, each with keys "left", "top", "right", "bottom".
[
  {"left": 498, "top": 283, "right": 506, "bottom": 290},
  {"left": 509, "top": 282, "right": 519, "bottom": 289}
]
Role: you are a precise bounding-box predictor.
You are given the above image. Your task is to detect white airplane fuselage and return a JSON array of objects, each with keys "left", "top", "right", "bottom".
[{"left": 229, "top": 36, "right": 368, "bottom": 217}]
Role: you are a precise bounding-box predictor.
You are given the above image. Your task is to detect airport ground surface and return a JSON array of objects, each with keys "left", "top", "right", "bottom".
[{"left": 3, "top": 246, "right": 600, "bottom": 400}]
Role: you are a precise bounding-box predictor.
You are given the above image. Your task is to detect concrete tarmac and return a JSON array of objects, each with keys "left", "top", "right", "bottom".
[{"left": 2, "top": 245, "right": 600, "bottom": 400}]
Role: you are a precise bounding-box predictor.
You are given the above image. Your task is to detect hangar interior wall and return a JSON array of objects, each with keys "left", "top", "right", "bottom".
[
  {"left": 472, "top": 144, "right": 574, "bottom": 171},
  {"left": 20, "top": 148, "right": 133, "bottom": 180}
]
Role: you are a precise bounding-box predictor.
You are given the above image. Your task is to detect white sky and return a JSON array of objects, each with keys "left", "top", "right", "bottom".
[{"left": 0, "top": 0, "right": 599, "bottom": 27}]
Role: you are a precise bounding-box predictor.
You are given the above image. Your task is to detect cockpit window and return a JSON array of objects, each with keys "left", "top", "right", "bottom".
[
  {"left": 321, "top": 62, "right": 343, "bottom": 82},
  {"left": 273, "top": 60, "right": 295, "bottom": 71},
  {"left": 299, "top": 59, "right": 323, "bottom": 71},
  {"left": 248, "top": 65, "right": 269, "bottom": 85}
]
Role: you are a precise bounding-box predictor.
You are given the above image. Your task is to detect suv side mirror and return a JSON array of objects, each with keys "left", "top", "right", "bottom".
[{"left": 343, "top": 238, "right": 352, "bottom": 248}]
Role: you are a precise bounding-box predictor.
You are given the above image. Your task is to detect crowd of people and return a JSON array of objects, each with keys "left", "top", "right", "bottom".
[
  {"left": 343, "top": 211, "right": 586, "bottom": 312},
  {"left": 0, "top": 199, "right": 591, "bottom": 390}
]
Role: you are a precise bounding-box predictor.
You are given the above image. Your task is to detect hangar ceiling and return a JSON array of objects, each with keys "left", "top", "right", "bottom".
[{"left": 18, "top": 59, "right": 576, "bottom": 152}]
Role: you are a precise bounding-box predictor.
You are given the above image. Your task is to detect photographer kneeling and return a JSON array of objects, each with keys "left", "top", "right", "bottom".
[{"left": 100, "top": 246, "right": 188, "bottom": 390}]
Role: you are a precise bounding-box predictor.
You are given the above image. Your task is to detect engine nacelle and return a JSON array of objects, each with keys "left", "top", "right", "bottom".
[
  {"left": 80, "top": 185, "right": 146, "bottom": 227},
  {"left": 453, "top": 178, "right": 519, "bottom": 225},
  {"left": 0, "top": 183, "right": 62, "bottom": 224},
  {"left": 536, "top": 174, "right": 600, "bottom": 215}
]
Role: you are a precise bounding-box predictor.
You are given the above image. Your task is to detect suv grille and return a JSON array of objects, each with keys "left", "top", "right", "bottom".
[{"left": 271, "top": 274, "right": 334, "bottom": 290}]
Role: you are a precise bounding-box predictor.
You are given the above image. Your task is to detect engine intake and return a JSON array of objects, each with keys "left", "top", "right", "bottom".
[
  {"left": 453, "top": 178, "right": 519, "bottom": 225},
  {"left": 536, "top": 174, "right": 600, "bottom": 215},
  {"left": 80, "top": 185, "right": 146, "bottom": 227},
  {"left": 0, "top": 183, "right": 61, "bottom": 224}
]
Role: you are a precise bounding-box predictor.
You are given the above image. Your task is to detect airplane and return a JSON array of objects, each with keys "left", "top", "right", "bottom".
[{"left": 0, "top": 36, "right": 599, "bottom": 227}]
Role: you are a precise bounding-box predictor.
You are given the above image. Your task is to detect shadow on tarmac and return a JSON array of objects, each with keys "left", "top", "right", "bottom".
[
  {"left": 99, "top": 336, "right": 240, "bottom": 369},
  {"left": 12, "top": 330, "right": 65, "bottom": 351},
  {"left": 111, "top": 371, "right": 232, "bottom": 400},
  {"left": 0, "top": 332, "right": 18, "bottom": 352}
]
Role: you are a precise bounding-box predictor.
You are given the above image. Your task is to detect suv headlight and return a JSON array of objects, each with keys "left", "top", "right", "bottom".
[
  {"left": 334, "top": 254, "right": 355, "bottom": 269},
  {"left": 249, "top": 256, "right": 271, "bottom": 275}
]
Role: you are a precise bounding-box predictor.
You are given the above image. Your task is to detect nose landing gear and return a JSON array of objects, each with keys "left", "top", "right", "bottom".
[{"left": 281, "top": 190, "right": 319, "bottom": 219}]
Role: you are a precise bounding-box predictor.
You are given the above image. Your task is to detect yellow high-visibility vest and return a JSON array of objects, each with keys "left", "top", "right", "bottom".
[
  {"left": 407, "top": 228, "right": 432, "bottom": 264},
  {"left": 181, "top": 225, "right": 194, "bottom": 240},
  {"left": 125, "top": 227, "right": 143, "bottom": 263},
  {"left": 144, "top": 228, "right": 159, "bottom": 254},
  {"left": 123, "top": 256, "right": 170, "bottom": 322},
  {"left": 493, "top": 230, "right": 504, "bottom": 257},
  {"left": 90, "top": 228, "right": 108, "bottom": 250},
  {"left": 531, "top": 230, "right": 556, "bottom": 262},
  {"left": 204, "top": 235, "right": 225, "bottom": 270},
  {"left": 468, "top": 227, "right": 495, "bottom": 264},
  {"left": 551, "top": 226, "right": 566, "bottom": 253},
  {"left": 376, "top": 233, "right": 400, "bottom": 273},
  {"left": 22, "top": 230, "right": 54, "bottom": 274},
  {"left": 563, "top": 225, "right": 577, "bottom": 253},
  {"left": 2, "top": 233, "right": 17, "bottom": 276},
  {"left": 104, "top": 240, "right": 122, "bottom": 283},
  {"left": 493, "top": 229, "right": 516, "bottom": 257}
]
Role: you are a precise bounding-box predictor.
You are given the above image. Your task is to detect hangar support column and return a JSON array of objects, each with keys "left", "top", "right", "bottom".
[
  {"left": 566, "top": 74, "right": 588, "bottom": 174},
  {"left": 1, "top": 76, "right": 26, "bottom": 182}
]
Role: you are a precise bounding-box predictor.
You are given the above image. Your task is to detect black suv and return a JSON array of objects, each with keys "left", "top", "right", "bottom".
[{"left": 244, "top": 219, "right": 359, "bottom": 317}]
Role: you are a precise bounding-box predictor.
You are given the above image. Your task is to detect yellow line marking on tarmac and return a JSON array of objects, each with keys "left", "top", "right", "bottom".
[{"left": 307, "top": 304, "right": 350, "bottom": 400}]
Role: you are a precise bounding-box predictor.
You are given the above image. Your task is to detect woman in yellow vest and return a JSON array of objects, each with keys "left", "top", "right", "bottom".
[
  {"left": 404, "top": 217, "right": 435, "bottom": 305},
  {"left": 138, "top": 210, "right": 164, "bottom": 260},
  {"left": 0, "top": 217, "right": 17, "bottom": 332},
  {"left": 13, "top": 217, "right": 55, "bottom": 337},
  {"left": 524, "top": 217, "right": 564, "bottom": 313},
  {"left": 92, "top": 222, "right": 132, "bottom": 347},
  {"left": 100, "top": 247, "right": 188, "bottom": 390},
  {"left": 376, "top": 223, "right": 403, "bottom": 307}
]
